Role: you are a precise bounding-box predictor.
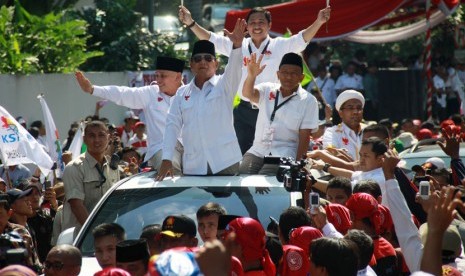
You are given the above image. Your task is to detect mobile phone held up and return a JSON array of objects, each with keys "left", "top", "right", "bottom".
[
  {"left": 419, "top": 181, "right": 430, "bottom": 200},
  {"left": 309, "top": 192, "right": 320, "bottom": 214}
]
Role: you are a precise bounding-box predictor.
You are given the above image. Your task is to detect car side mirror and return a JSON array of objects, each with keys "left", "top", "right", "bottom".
[{"left": 56, "top": 227, "right": 76, "bottom": 245}]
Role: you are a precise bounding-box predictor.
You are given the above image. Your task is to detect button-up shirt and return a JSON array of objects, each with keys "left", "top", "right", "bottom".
[
  {"left": 322, "top": 122, "right": 365, "bottom": 161},
  {"left": 93, "top": 85, "right": 173, "bottom": 162},
  {"left": 162, "top": 48, "right": 243, "bottom": 174},
  {"left": 209, "top": 31, "right": 308, "bottom": 101},
  {"left": 248, "top": 83, "right": 318, "bottom": 159},
  {"left": 334, "top": 73, "right": 364, "bottom": 92}
]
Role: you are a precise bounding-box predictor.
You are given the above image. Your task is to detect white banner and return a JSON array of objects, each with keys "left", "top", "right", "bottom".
[
  {"left": 0, "top": 105, "right": 53, "bottom": 175},
  {"left": 68, "top": 121, "right": 84, "bottom": 160},
  {"left": 38, "top": 94, "right": 64, "bottom": 176}
]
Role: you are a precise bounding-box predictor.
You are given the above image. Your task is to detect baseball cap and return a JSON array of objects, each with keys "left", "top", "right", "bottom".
[
  {"left": 412, "top": 157, "right": 446, "bottom": 173},
  {"left": 335, "top": 90, "right": 365, "bottom": 111},
  {"left": 134, "top": 121, "right": 145, "bottom": 128},
  {"left": 160, "top": 215, "right": 196, "bottom": 238},
  {"left": 124, "top": 110, "right": 139, "bottom": 120},
  {"left": 7, "top": 188, "right": 33, "bottom": 205},
  {"left": 416, "top": 128, "right": 433, "bottom": 140},
  {"left": 396, "top": 132, "right": 418, "bottom": 148}
]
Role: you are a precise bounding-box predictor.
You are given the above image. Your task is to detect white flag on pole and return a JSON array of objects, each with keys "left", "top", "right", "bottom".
[
  {"left": 68, "top": 122, "right": 84, "bottom": 160},
  {"left": 0, "top": 105, "right": 53, "bottom": 175},
  {"left": 38, "top": 94, "right": 64, "bottom": 176}
]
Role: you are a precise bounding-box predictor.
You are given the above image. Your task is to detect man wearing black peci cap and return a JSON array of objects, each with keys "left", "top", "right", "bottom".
[
  {"left": 158, "top": 19, "right": 247, "bottom": 178},
  {"left": 116, "top": 239, "right": 150, "bottom": 276},
  {"left": 240, "top": 52, "right": 318, "bottom": 175},
  {"left": 75, "top": 55, "right": 185, "bottom": 170},
  {"left": 159, "top": 215, "right": 198, "bottom": 250}
]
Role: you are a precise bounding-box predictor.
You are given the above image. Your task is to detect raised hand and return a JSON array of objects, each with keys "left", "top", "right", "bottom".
[
  {"left": 317, "top": 6, "right": 331, "bottom": 24},
  {"left": 246, "top": 53, "right": 266, "bottom": 78},
  {"left": 437, "top": 126, "right": 461, "bottom": 159},
  {"left": 178, "top": 5, "right": 194, "bottom": 26},
  {"left": 382, "top": 149, "right": 400, "bottom": 180},
  {"left": 223, "top": 18, "right": 246, "bottom": 49},
  {"left": 75, "top": 71, "right": 93, "bottom": 94}
]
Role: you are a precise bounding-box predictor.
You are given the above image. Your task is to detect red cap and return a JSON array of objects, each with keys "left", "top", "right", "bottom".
[
  {"left": 440, "top": 119, "right": 455, "bottom": 130},
  {"left": 325, "top": 204, "right": 352, "bottom": 235},
  {"left": 417, "top": 128, "right": 433, "bottom": 140},
  {"left": 289, "top": 226, "right": 323, "bottom": 256},
  {"left": 94, "top": 268, "right": 131, "bottom": 276},
  {"left": 227, "top": 218, "right": 276, "bottom": 276},
  {"left": 346, "top": 193, "right": 382, "bottom": 235},
  {"left": 134, "top": 121, "right": 145, "bottom": 128},
  {"left": 378, "top": 205, "right": 394, "bottom": 235}
]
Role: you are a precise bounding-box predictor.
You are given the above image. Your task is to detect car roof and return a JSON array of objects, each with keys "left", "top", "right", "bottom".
[{"left": 116, "top": 172, "right": 285, "bottom": 190}]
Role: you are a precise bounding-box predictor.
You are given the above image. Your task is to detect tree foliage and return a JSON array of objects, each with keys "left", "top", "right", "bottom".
[{"left": 0, "top": 0, "right": 102, "bottom": 74}]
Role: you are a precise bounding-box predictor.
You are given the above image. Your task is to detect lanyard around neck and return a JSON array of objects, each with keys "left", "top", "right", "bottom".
[
  {"left": 270, "top": 91, "right": 296, "bottom": 122},
  {"left": 248, "top": 40, "right": 270, "bottom": 55}
]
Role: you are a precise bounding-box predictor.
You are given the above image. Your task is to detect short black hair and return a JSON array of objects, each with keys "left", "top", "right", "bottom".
[
  {"left": 92, "top": 223, "right": 126, "bottom": 242},
  {"left": 140, "top": 224, "right": 162, "bottom": 254},
  {"left": 353, "top": 180, "right": 381, "bottom": 199},
  {"left": 361, "top": 137, "right": 388, "bottom": 156},
  {"left": 246, "top": 7, "right": 271, "bottom": 23},
  {"left": 30, "top": 120, "right": 44, "bottom": 129},
  {"left": 327, "top": 177, "right": 352, "bottom": 198},
  {"left": 120, "top": 147, "right": 141, "bottom": 160},
  {"left": 84, "top": 120, "right": 108, "bottom": 135},
  {"left": 311, "top": 237, "right": 359, "bottom": 276},
  {"left": 279, "top": 206, "right": 311, "bottom": 243},
  {"left": 363, "top": 124, "right": 390, "bottom": 140},
  {"left": 196, "top": 202, "right": 227, "bottom": 219},
  {"left": 344, "top": 229, "right": 374, "bottom": 269}
]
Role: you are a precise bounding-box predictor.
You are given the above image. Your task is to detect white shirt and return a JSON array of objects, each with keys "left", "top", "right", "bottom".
[
  {"left": 351, "top": 167, "right": 386, "bottom": 205},
  {"left": 120, "top": 128, "right": 134, "bottom": 148},
  {"left": 247, "top": 83, "right": 318, "bottom": 159},
  {"left": 93, "top": 84, "right": 173, "bottom": 162},
  {"left": 357, "top": 266, "right": 378, "bottom": 276},
  {"left": 128, "top": 133, "right": 148, "bottom": 156},
  {"left": 433, "top": 74, "right": 447, "bottom": 108},
  {"left": 162, "top": 48, "right": 243, "bottom": 174},
  {"left": 209, "top": 31, "right": 308, "bottom": 101},
  {"left": 322, "top": 123, "right": 365, "bottom": 161},
  {"left": 334, "top": 73, "right": 364, "bottom": 91},
  {"left": 308, "top": 75, "right": 336, "bottom": 108}
]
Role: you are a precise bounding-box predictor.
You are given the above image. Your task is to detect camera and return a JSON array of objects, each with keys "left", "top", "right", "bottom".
[
  {"left": 265, "top": 156, "right": 310, "bottom": 192},
  {"left": 419, "top": 181, "right": 430, "bottom": 199},
  {"left": 0, "top": 232, "right": 28, "bottom": 267}
]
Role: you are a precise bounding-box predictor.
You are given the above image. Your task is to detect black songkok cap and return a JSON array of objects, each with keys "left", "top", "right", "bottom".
[
  {"left": 217, "top": 215, "right": 242, "bottom": 230},
  {"left": 116, "top": 239, "right": 150, "bottom": 263},
  {"left": 191, "top": 40, "right": 215, "bottom": 58},
  {"left": 156, "top": 56, "right": 185, "bottom": 73},
  {"left": 279, "top": 53, "right": 303, "bottom": 69}
]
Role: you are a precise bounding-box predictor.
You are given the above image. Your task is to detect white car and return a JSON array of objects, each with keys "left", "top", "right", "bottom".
[{"left": 58, "top": 172, "right": 301, "bottom": 275}]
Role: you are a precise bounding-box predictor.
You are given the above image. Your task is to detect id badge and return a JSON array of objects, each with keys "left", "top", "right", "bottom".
[{"left": 261, "top": 126, "right": 275, "bottom": 145}]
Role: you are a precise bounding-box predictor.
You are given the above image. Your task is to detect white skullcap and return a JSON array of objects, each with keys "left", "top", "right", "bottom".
[{"left": 335, "top": 90, "right": 365, "bottom": 111}]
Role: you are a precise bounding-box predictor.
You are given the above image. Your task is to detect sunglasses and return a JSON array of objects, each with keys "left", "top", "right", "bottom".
[
  {"left": 44, "top": 261, "right": 64, "bottom": 270},
  {"left": 192, "top": 54, "right": 215, "bottom": 63}
]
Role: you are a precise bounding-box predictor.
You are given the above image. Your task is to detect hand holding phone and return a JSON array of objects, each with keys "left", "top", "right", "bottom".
[
  {"left": 309, "top": 192, "right": 320, "bottom": 214},
  {"left": 419, "top": 181, "right": 430, "bottom": 199}
]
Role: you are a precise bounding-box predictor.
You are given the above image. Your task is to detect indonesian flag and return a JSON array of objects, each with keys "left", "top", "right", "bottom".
[
  {"left": 38, "top": 94, "right": 64, "bottom": 176},
  {"left": 0, "top": 105, "right": 53, "bottom": 175},
  {"left": 68, "top": 121, "right": 84, "bottom": 160}
]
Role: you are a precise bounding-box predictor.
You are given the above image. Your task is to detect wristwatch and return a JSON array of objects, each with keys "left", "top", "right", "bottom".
[{"left": 322, "top": 163, "right": 331, "bottom": 172}]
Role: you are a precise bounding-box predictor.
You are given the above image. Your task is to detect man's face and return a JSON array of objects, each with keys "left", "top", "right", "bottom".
[
  {"left": 197, "top": 214, "right": 219, "bottom": 243},
  {"left": 94, "top": 236, "right": 119, "bottom": 269},
  {"left": 11, "top": 197, "right": 33, "bottom": 217},
  {"left": 117, "top": 260, "right": 146, "bottom": 276},
  {"left": 44, "top": 250, "right": 80, "bottom": 276},
  {"left": 346, "top": 64, "right": 356, "bottom": 76},
  {"left": 160, "top": 235, "right": 197, "bottom": 251},
  {"left": 401, "top": 122, "right": 415, "bottom": 134},
  {"left": 338, "top": 99, "right": 363, "bottom": 130},
  {"left": 190, "top": 53, "right": 218, "bottom": 80},
  {"left": 135, "top": 125, "right": 145, "bottom": 136},
  {"left": 359, "top": 144, "right": 383, "bottom": 172},
  {"left": 326, "top": 188, "right": 349, "bottom": 205},
  {"left": 0, "top": 205, "right": 10, "bottom": 231},
  {"left": 277, "top": 64, "right": 304, "bottom": 92},
  {"left": 155, "top": 70, "right": 181, "bottom": 96},
  {"left": 246, "top": 12, "right": 271, "bottom": 41},
  {"left": 29, "top": 188, "right": 41, "bottom": 210},
  {"left": 83, "top": 126, "right": 110, "bottom": 157}
]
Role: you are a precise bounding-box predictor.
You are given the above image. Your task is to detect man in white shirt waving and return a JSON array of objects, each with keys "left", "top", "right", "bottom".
[
  {"left": 157, "top": 19, "right": 246, "bottom": 179},
  {"left": 178, "top": 4, "right": 330, "bottom": 155}
]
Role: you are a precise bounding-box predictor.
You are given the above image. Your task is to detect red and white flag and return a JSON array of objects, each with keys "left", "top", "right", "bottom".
[
  {"left": 38, "top": 94, "right": 64, "bottom": 176},
  {"left": 0, "top": 105, "right": 53, "bottom": 175}
]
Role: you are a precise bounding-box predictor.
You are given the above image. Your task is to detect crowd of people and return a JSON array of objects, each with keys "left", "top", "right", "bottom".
[{"left": 1, "top": 3, "right": 465, "bottom": 276}]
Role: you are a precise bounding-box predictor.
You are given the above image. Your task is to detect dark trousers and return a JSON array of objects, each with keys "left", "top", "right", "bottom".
[{"left": 234, "top": 100, "right": 259, "bottom": 155}]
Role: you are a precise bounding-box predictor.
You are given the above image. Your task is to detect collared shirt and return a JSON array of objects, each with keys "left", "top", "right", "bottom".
[
  {"left": 358, "top": 266, "right": 378, "bottom": 276},
  {"left": 209, "top": 31, "right": 308, "bottom": 101},
  {"left": 334, "top": 73, "right": 364, "bottom": 91},
  {"left": 0, "top": 164, "right": 32, "bottom": 187},
  {"left": 307, "top": 76, "right": 336, "bottom": 108},
  {"left": 247, "top": 83, "right": 318, "bottom": 159},
  {"left": 322, "top": 122, "right": 365, "bottom": 161},
  {"left": 62, "top": 152, "right": 119, "bottom": 229},
  {"left": 162, "top": 48, "right": 243, "bottom": 174},
  {"left": 93, "top": 85, "right": 174, "bottom": 162}
]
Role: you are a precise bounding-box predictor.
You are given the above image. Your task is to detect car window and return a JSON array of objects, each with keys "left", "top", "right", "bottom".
[{"left": 77, "top": 186, "right": 290, "bottom": 256}]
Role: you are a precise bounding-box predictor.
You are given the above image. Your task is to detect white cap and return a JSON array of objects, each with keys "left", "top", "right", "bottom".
[
  {"left": 335, "top": 90, "right": 365, "bottom": 111},
  {"left": 424, "top": 157, "right": 445, "bottom": 170},
  {"left": 124, "top": 110, "right": 139, "bottom": 120},
  {"left": 397, "top": 132, "right": 418, "bottom": 148}
]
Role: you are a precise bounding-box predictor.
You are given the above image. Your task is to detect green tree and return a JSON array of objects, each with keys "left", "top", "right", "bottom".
[{"left": 0, "top": 0, "right": 102, "bottom": 74}]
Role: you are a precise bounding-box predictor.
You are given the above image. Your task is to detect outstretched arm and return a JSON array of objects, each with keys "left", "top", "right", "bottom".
[
  {"left": 242, "top": 53, "right": 265, "bottom": 104},
  {"left": 302, "top": 7, "right": 331, "bottom": 42}
]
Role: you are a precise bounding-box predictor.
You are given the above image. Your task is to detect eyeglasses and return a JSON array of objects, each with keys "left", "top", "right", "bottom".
[
  {"left": 192, "top": 54, "right": 215, "bottom": 63},
  {"left": 340, "top": 106, "right": 363, "bottom": 112},
  {"left": 44, "top": 261, "right": 64, "bottom": 270}
]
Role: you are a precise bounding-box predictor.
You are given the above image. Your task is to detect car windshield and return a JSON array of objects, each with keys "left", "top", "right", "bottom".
[{"left": 77, "top": 186, "right": 290, "bottom": 256}]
